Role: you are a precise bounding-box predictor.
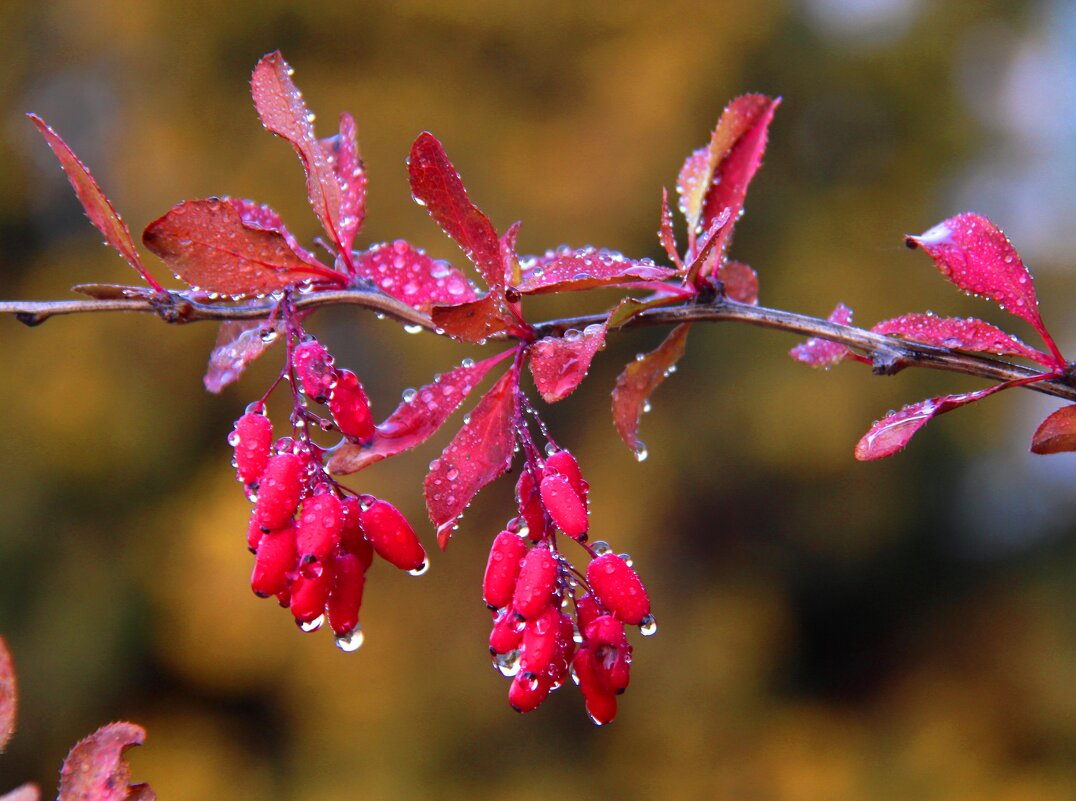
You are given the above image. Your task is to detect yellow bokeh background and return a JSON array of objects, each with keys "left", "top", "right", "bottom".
[{"left": 1, "top": 2, "right": 1074, "bottom": 799}]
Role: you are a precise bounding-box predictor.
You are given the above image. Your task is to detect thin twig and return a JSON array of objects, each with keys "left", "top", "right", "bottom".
[{"left": 2, "top": 288, "right": 1074, "bottom": 402}]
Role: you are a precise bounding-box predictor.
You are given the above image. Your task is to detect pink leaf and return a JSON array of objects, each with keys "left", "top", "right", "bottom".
[
  {"left": 408, "top": 132, "right": 503, "bottom": 289},
  {"left": 0, "top": 784, "right": 39, "bottom": 801},
  {"left": 58, "top": 722, "right": 154, "bottom": 801},
  {"left": 0, "top": 637, "right": 14, "bottom": 752},
  {"left": 430, "top": 294, "right": 516, "bottom": 344},
  {"left": 27, "top": 115, "right": 162, "bottom": 292},
  {"left": 142, "top": 198, "right": 344, "bottom": 297},
  {"left": 906, "top": 213, "right": 1061, "bottom": 362},
  {"left": 529, "top": 322, "right": 607, "bottom": 403},
  {"left": 855, "top": 385, "right": 1009, "bottom": 460},
  {"left": 516, "top": 247, "right": 675, "bottom": 295},
  {"left": 676, "top": 145, "right": 710, "bottom": 240},
  {"left": 658, "top": 188, "right": 682, "bottom": 269},
  {"left": 425, "top": 365, "right": 520, "bottom": 547},
  {"left": 225, "top": 197, "right": 320, "bottom": 265},
  {"left": 872, "top": 313, "right": 1053, "bottom": 366},
  {"left": 683, "top": 210, "right": 732, "bottom": 285},
  {"left": 204, "top": 319, "right": 283, "bottom": 393},
  {"left": 1030, "top": 405, "right": 1076, "bottom": 455},
  {"left": 353, "top": 241, "right": 477, "bottom": 312},
  {"left": 250, "top": 52, "right": 346, "bottom": 255},
  {"left": 789, "top": 303, "right": 854, "bottom": 367},
  {"left": 327, "top": 350, "right": 514, "bottom": 474},
  {"left": 719, "top": 260, "right": 759, "bottom": 305},
  {"left": 319, "top": 112, "right": 366, "bottom": 255},
  {"left": 612, "top": 323, "right": 690, "bottom": 457}
]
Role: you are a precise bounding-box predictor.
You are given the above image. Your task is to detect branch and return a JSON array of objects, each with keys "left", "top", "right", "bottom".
[{"left": 3, "top": 287, "right": 1075, "bottom": 402}]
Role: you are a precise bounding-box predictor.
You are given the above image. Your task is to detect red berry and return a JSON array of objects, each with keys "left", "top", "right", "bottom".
[
  {"left": 539, "top": 473, "right": 588, "bottom": 539},
  {"left": 582, "top": 684, "right": 618, "bottom": 725},
  {"left": 575, "top": 592, "right": 602, "bottom": 631},
  {"left": 327, "top": 552, "right": 366, "bottom": 636},
  {"left": 250, "top": 522, "right": 297, "bottom": 597},
  {"left": 482, "top": 530, "right": 527, "bottom": 609},
  {"left": 512, "top": 545, "right": 558, "bottom": 620},
  {"left": 339, "top": 496, "right": 374, "bottom": 570},
  {"left": 290, "top": 566, "right": 333, "bottom": 623},
  {"left": 360, "top": 499, "right": 426, "bottom": 572},
  {"left": 293, "top": 339, "right": 336, "bottom": 402},
  {"left": 296, "top": 491, "right": 344, "bottom": 564},
  {"left": 544, "top": 449, "right": 587, "bottom": 500},
  {"left": 521, "top": 606, "right": 560, "bottom": 677},
  {"left": 584, "top": 615, "right": 631, "bottom": 693},
  {"left": 247, "top": 515, "right": 264, "bottom": 552},
  {"left": 547, "top": 611, "right": 577, "bottom": 689},
  {"left": 508, "top": 672, "right": 551, "bottom": 713},
  {"left": 584, "top": 614, "right": 629, "bottom": 649},
  {"left": 329, "top": 369, "right": 374, "bottom": 442},
  {"left": 586, "top": 553, "right": 650, "bottom": 625},
  {"left": 573, "top": 647, "right": 618, "bottom": 724},
  {"left": 231, "top": 412, "right": 273, "bottom": 485},
  {"left": 253, "top": 453, "right": 304, "bottom": 530},
  {"left": 489, "top": 607, "right": 524, "bottom": 654},
  {"left": 516, "top": 470, "right": 546, "bottom": 542}
]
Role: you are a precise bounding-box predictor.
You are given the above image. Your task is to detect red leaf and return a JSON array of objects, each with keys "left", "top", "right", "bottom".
[
  {"left": 529, "top": 322, "right": 607, "bottom": 403},
  {"left": 612, "top": 323, "right": 690, "bottom": 457},
  {"left": 0, "top": 637, "right": 14, "bottom": 752},
  {"left": 425, "top": 365, "right": 520, "bottom": 547},
  {"left": 1030, "top": 405, "right": 1076, "bottom": 454},
  {"left": 683, "top": 211, "right": 732, "bottom": 285},
  {"left": 226, "top": 197, "right": 320, "bottom": 264},
  {"left": 319, "top": 112, "right": 366, "bottom": 256},
  {"left": 142, "top": 199, "right": 344, "bottom": 297},
  {"left": 855, "top": 385, "right": 1007, "bottom": 460},
  {"left": 327, "top": 350, "right": 514, "bottom": 474},
  {"left": 906, "top": 213, "right": 1061, "bottom": 362},
  {"left": 789, "top": 303, "right": 855, "bottom": 367},
  {"left": 676, "top": 145, "right": 710, "bottom": 242},
  {"left": 408, "top": 132, "right": 503, "bottom": 289},
  {"left": 431, "top": 294, "right": 516, "bottom": 343},
  {"left": 58, "top": 722, "right": 154, "bottom": 801},
  {"left": 516, "top": 247, "right": 675, "bottom": 295},
  {"left": 658, "top": 188, "right": 682, "bottom": 269},
  {"left": 719, "top": 260, "right": 759, "bottom": 305},
  {"left": 353, "top": 241, "right": 477, "bottom": 312},
  {"left": 27, "top": 115, "right": 163, "bottom": 292},
  {"left": 204, "top": 319, "right": 283, "bottom": 393},
  {"left": 250, "top": 52, "right": 346, "bottom": 255},
  {"left": 872, "top": 313, "right": 1052, "bottom": 366}
]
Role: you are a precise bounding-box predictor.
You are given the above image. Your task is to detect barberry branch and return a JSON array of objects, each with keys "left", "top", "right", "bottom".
[{"left": 3, "top": 288, "right": 1075, "bottom": 401}]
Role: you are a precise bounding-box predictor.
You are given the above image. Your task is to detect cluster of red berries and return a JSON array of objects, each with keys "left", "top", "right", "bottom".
[
  {"left": 484, "top": 450, "right": 655, "bottom": 724},
  {"left": 229, "top": 335, "right": 427, "bottom": 650}
]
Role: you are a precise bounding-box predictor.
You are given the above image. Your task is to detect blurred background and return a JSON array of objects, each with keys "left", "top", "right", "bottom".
[{"left": 0, "top": 1, "right": 1074, "bottom": 799}]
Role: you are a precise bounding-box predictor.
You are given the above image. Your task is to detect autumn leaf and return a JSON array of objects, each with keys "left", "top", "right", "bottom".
[
  {"left": 353, "top": 241, "right": 477, "bottom": 312},
  {"left": 789, "top": 303, "right": 854, "bottom": 367},
  {"left": 612, "top": 323, "right": 690, "bottom": 457},
  {"left": 431, "top": 294, "right": 517, "bottom": 343},
  {"left": 529, "top": 323, "right": 607, "bottom": 403},
  {"left": 319, "top": 112, "right": 366, "bottom": 256},
  {"left": 718, "top": 260, "right": 759, "bottom": 305},
  {"left": 58, "top": 722, "right": 154, "bottom": 801},
  {"left": 204, "top": 319, "right": 284, "bottom": 393},
  {"left": 872, "top": 313, "right": 1052, "bottom": 366},
  {"left": 515, "top": 247, "right": 675, "bottom": 295},
  {"left": 1030, "top": 405, "right": 1076, "bottom": 455}
]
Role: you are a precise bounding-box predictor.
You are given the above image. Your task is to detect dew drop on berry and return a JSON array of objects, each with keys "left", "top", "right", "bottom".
[
  {"left": 494, "top": 649, "right": 522, "bottom": 677},
  {"left": 639, "top": 614, "right": 658, "bottom": 636},
  {"left": 298, "top": 614, "right": 325, "bottom": 633},
  {"left": 403, "top": 324, "right": 423, "bottom": 335},
  {"left": 619, "top": 553, "right": 633, "bottom": 567},
  {"left": 335, "top": 625, "right": 365, "bottom": 652},
  {"left": 591, "top": 540, "right": 611, "bottom": 556},
  {"left": 402, "top": 388, "right": 417, "bottom": 402},
  {"left": 408, "top": 558, "right": 430, "bottom": 577},
  {"left": 634, "top": 444, "right": 649, "bottom": 462}
]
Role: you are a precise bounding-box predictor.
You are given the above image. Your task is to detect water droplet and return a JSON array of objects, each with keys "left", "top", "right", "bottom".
[
  {"left": 591, "top": 540, "right": 611, "bottom": 556},
  {"left": 642, "top": 400, "right": 652, "bottom": 414},
  {"left": 619, "top": 553, "right": 633, "bottom": 567},
  {"left": 408, "top": 559, "right": 430, "bottom": 576},
  {"left": 634, "top": 444, "right": 649, "bottom": 462},
  {"left": 639, "top": 614, "right": 658, "bottom": 636},
  {"left": 494, "top": 650, "right": 522, "bottom": 677},
  {"left": 402, "top": 388, "right": 417, "bottom": 403},
  {"left": 298, "top": 615, "right": 324, "bottom": 633},
  {"left": 403, "top": 324, "right": 423, "bottom": 335},
  {"left": 335, "top": 625, "right": 364, "bottom": 652}
]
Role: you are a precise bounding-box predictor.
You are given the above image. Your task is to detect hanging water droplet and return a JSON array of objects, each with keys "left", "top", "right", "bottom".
[
  {"left": 618, "top": 553, "right": 633, "bottom": 567},
  {"left": 335, "top": 625, "right": 365, "bottom": 652},
  {"left": 298, "top": 614, "right": 325, "bottom": 633},
  {"left": 403, "top": 324, "right": 424, "bottom": 335},
  {"left": 591, "top": 540, "right": 611, "bottom": 556},
  {"left": 642, "top": 400, "right": 652, "bottom": 413},
  {"left": 408, "top": 558, "right": 430, "bottom": 576},
  {"left": 639, "top": 614, "right": 658, "bottom": 636},
  {"left": 634, "top": 444, "right": 649, "bottom": 462},
  {"left": 494, "top": 649, "right": 522, "bottom": 677}
]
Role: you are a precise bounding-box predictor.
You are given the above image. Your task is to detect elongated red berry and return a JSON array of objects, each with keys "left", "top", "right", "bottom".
[
  {"left": 483, "top": 530, "right": 527, "bottom": 609},
  {"left": 508, "top": 672, "right": 551, "bottom": 713},
  {"left": 330, "top": 369, "right": 374, "bottom": 441},
  {"left": 296, "top": 491, "right": 344, "bottom": 564},
  {"left": 584, "top": 614, "right": 628, "bottom": 649},
  {"left": 547, "top": 611, "right": 576, "bottom": 689},
  {"left": 360, "top": 499, "right": 426, "bottom": 571},
  {"left": 247, "top": 516, "right": 264, "bottom": 552},
  {"left": 540, "top": 473, "right": 588, "bottom": 539},
  {"left": 251, "top": 522, "right": 297, "bottom": 597},
  {"left": 254, "top": 453, "right": 303, "bottom": 530},
  {"left": 544, "top": 449, "right": 587, "bottom": 500},
  {"left": 512, "top": 545, "right": 558, "bottom": 619},
  {"left": 327, "top": 552, "right": 365, "bottom": 636},
  {"left": 231, "top": 412, "right": 273, "bottom": 485},
  {"left": 575, "top": 592, "right": 602, "bottom": 631},
  {"left": 339, "top": 496, "right": 374, "bottom": 570},
  {"left": 516, "top": 470, "right": 546, "bottom": 542},
  {"left": 290, "top": 567, "right": 333, "bottom": 623},
  {"left": 489, "top": 607, "right": 524, "bottom": 654},
  {"left": 521, "top": 606, "right": 560, "bottom": 677},
  {"left": 293, "top": 338, "right": 336, "bottom": 402},
  {"left": 586, "top": 553, "right": 650, "bottom": 625},
  {"left": 573, "top": 647, "right": 618, "bottom": 724}
]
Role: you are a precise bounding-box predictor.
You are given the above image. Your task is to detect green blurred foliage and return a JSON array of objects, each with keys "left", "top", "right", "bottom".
[{"left": 1, "top": 2, "right": 1074, "bottom": 800}]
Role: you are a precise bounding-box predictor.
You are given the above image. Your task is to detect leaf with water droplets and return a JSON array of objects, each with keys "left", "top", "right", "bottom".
[
  {"left": 408, "top": 132, "right": 504, "bottom": 290},
  {"left": 0, "top": 637, "right": 14, "bottom": 752},
  {"left": 789, "top": 303, "right": 854, "bottom": 367},
  {"left": 142, "top": 199, "right": 344, "bottom": 297},
  {"left": 226, "top": 197, "right": 320, "bottom": 264},
  {"left": 658, "top": 188, "right": 682, "bottom": 269},
  {"left": 328, "top": 350, "right": 514, "bottom": 474},
  {"left": 612, "top": 323, "right": 690, "bottom": 456},
  {"left": 906, "top": 213, "right": 1060, "bottom": 361},
  {"left": 204, "top": 319, "right": 283, "bottom": 393},
  {"left": 529, "top": 323, "right": 607, "bottom": 403},
  {"left": 855, "top": 385, "right": 1008, "bottom": 460},
  {"left": 27, "top": 115, "right": 162, "bottom": 291},
  {"left": 318, "top": 112, "right": 366, "bottom": 255},
  {"left": 719, "top": 260, "right": 759, "bottom": 305},
  {"left": 515, "top": 247, "right": 675, "bottom": 295},
  {"left": 430, "top": 294, "right": 516, "bottom": 343},
  {"left": 353, "top": 241, "right": 477, "bottom": 312},
  {"left": 872, "top": 313, "right": 1052, "bottom": 366},
  {"left": 676, "top": 95, "right": 780, "bottom": 262},
  {"left": 1030, "top": 405, "right": 1076, "bottom": 455},
  {"left": 58, "top": 722, "right": 154, "bottom": 801},
  {"left": 69, "top": 284, "right": 157, "bottom": 301},
  {"left": 425, "top": 365, "right": 520, "bottom": 548},
  {"left": 251, "top": 51, "right": 347, "bottom": 256}
]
